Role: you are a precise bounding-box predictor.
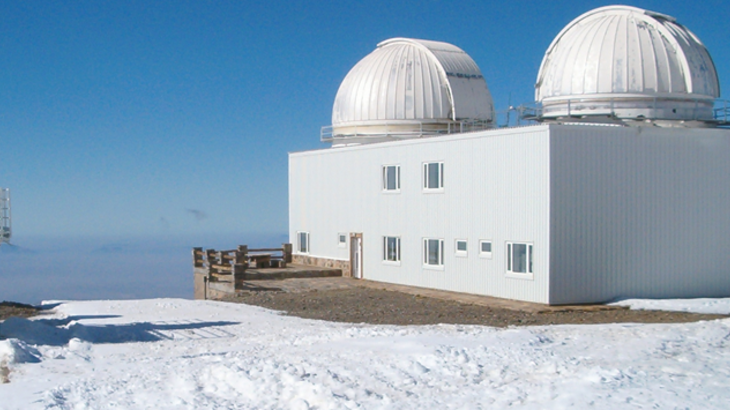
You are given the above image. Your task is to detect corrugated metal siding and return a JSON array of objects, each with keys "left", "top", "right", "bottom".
[
  {"left": 549, "top": 125, "right": 730, "bottom": 304},
  {"left": 290, "top": 126, "right": 552, "bottom": 303}
]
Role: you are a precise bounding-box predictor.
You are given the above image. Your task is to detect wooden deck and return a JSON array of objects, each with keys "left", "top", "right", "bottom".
[{"left": 194, "top": 263, "right": 342, "bottom": 300}]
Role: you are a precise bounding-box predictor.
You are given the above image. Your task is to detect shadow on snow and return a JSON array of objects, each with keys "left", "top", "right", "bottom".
[{"left": 0, "top": 314, "right": 239, "bottom": 346}]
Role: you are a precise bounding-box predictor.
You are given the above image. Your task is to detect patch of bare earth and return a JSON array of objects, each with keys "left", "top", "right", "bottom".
[
  {"left": 0, "top": 363, "right": 8, "bottom": 384},
  {"left": 222, "top": 288, "right": 728, "bottom": 326},
  {"left": 0, "top": 302, "right": 39, "bottom": 383},
  {"left": 0, "top": 301, "right": 38, "bottom": 322}
]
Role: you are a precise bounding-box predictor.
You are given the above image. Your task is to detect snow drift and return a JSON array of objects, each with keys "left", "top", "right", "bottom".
[{"left": 0, "top": 298, "right": 729, "bottom": 409}]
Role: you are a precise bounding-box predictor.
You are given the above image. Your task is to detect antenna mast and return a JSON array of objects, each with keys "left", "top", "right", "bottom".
[{"left": 1, "top": 188, "right": 10, "bottom": 246}]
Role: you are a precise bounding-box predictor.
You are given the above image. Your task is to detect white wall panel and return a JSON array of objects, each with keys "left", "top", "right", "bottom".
[
  {"left": 290, "top": 125, "right": 552, "bottom": 303},
  {"left": 549, "top": 125, "right": 730, "bottom": 304}
]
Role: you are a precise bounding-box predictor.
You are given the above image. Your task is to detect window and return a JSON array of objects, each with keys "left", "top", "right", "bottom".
[
  {"left": 383, "top": 236, "right": 401, "bottom": 263},
  {"left": 383, "top": 165, "right": 400, "bottom": 191},
  {"left": 455, "top": 239, "right": 467, "bottom": 257},
  {"left": 338, "top": 233, "right": 347, "bottom": 247},
  {"left": 507, "top": 242, "right": 533, "bottom": 277},
  {"left": 297, "top": 231, "right": 309, "bottom": 254},
  {"left": 423, "top": 238, "right": 444, "bottom": 267},
  {"left": 479, "top": 240, "right": 492, "bottom": 258},
  {"left": 423, "top": 162, "right": 444, "bottom": 191}
]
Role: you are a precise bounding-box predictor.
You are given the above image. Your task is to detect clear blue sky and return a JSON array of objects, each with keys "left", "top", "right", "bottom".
[{"left": 2, "top": 0, "right": 728, "bottom": 237}]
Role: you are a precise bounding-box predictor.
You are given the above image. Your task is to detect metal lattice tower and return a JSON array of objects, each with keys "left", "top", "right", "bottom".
[{"left": 1, "top": 188, "right": 10, "bottom": 245}]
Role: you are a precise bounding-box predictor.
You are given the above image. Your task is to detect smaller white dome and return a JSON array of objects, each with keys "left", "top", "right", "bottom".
[
  {"left": 327, "top": 38, "right": 495, "bottom": 144},
  {"left": 535, "top": 5, "right": 720, "bottom": 125}
]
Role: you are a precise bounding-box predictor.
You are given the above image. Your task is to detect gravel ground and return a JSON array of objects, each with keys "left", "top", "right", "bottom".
[
  {"left": 2, "top": 290, "right": 725, "bottom": 328},
  {"left": 223, "top": 287, "right": 728, "bottom": 327}
]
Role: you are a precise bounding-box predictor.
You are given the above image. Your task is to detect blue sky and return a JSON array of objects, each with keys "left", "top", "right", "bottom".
[{"left": 2, "top": 0, "right": 728, "bottom": 238}]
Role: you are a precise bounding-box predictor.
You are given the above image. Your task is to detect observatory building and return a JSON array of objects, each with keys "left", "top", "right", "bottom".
[{"left": 289, "top": 6, "right": 730, "bottom": 304}]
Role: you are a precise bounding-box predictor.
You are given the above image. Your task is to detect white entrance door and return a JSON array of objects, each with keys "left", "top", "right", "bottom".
[{"left": 350, "top": 233, "right": 363, "bottom": 279}]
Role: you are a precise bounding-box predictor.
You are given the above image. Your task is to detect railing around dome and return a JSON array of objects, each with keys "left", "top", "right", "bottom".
[
  {"left": 519, "top": 98, "right": 730, "bottom": 125},
  {"left": 321, "top": 120, "right": 492, "bottom": 143},
  {"left": 714, "top": 99, "right": 730, "bottom": 124},
  {"left": 495, "top": 106, "right": 540, "bottom": 128}
]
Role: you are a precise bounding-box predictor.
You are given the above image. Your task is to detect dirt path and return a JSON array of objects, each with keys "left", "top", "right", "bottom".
[
  {"left": 2, "top": 282, "right": 725, "bottom": 328},
  {"left": 223, "top": 280, "right": 728, "bottom": 327}
]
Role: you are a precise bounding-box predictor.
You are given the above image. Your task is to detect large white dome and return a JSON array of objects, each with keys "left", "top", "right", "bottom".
[
  {"left": 327, "top": 38, "right": 495, "bottom": 144},
  {"left": 535, "top": 5, "right": 720, "bottom": 125}
]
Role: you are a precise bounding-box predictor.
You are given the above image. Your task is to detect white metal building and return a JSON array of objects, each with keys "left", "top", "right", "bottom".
[{"left": 289, "top": 6, "right": 730, "bottom": 304}]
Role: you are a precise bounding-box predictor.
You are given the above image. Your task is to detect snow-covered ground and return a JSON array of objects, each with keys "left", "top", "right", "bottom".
[
  {"left": 1, "top": 298, "right": 729, "bottom": 409},
  {"left": 612, "top": 298, "right": 730, "bottom": 315}
]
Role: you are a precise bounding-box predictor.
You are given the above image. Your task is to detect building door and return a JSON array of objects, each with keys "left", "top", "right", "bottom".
[{"left": 350, "top": 233, "right": 363, "bottom": 279}]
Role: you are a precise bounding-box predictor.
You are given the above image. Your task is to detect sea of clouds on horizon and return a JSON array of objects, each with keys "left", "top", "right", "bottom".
[{"left": 0, "top": 232, "right": 287, "bottom": 304}]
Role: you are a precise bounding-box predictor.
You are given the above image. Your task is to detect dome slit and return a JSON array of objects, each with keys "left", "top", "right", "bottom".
[{"left": 584, "top": 14, "right": 611, "bottom": 95}]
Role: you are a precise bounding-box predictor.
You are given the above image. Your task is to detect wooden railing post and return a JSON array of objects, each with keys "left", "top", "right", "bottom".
[
  {"left": 205, "top": 249, "right": 216, "bottom": 277},
  {"left": 283, "top": 243, "right": 292, "bottom": 264},
  {"left": 236, "top": 245, "right": 248, "bottom": 265},
  {"left": 192, "top": 247, "right": 203, "bottom": 267},
  {"left": 233, "top": 245, "right": 248, "bottom": 277}
]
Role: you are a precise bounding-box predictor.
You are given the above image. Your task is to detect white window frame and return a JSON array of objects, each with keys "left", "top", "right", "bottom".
[
  {"left": 506, "top": 241, "right": 534, "bottom": 280},
  {"left": 297, "top": 231, "right": 310, "bottom": 254},
  {"left": 479, "top": 240, "right": 493, "bottom": 259},
  {"left": 338, "top": 233, "right": 347, "bottom": 248},
  {"left": 382, "top": 236, "right": 401, "bottom": 265},
  {"left": 423, "top": 162, "right": 444, "bottom": 192},
  {"left": 423, "top": 238, "right": 444, "bottom": 269},
  {"left": 382, "top": 165, "right": 401, "bottom": 192},
  {"left": 455, "top": 239, "right": 468, "bottom": 257}
]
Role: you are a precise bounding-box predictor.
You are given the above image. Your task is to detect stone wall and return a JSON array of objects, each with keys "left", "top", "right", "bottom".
[
  {"left": 194, "top": 268, "right": 236, "bottom": 300},
  {"left": 293, "top": 255, "right": 351, "bottom": 277},
  {"left": 193, "top": 269, "right": 206, "bottom": 299}
]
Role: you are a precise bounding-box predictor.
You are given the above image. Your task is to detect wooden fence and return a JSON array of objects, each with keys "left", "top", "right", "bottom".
[{"left": 192, "top": 244, "right": 293, "bottom": 279}]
